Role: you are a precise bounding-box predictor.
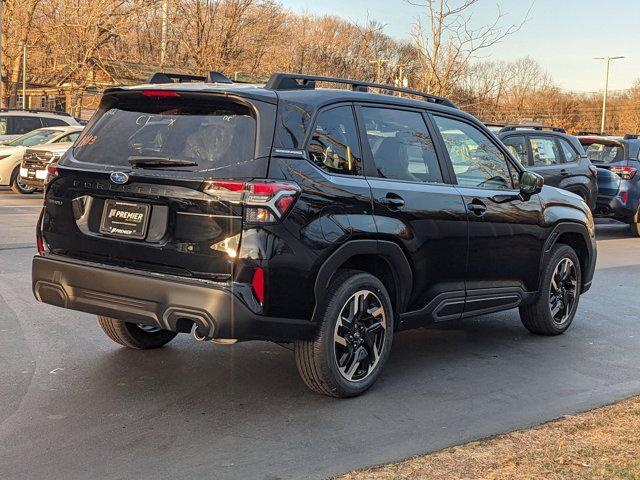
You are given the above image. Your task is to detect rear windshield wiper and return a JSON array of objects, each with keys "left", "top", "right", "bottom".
[{"left": 128, "top": 156, "right": 198, "bottom": 168}]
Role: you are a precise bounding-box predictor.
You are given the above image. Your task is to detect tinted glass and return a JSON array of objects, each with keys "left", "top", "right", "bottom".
[
  {"left": 73, "top": 98, "right": 256, "bottom": 173},
  {"left": 59, "top": 132, "right": 80, "bottom": 143},
  {"left": 558, "top": 138, "right": 578, "bottom": 163},
  {"left": 530, "top": 136, "right": 560, "bottom": 166},
  {"left": 584, "top": 143, "right": 624, "bottom": 163},
  {"left": 502, "top": 135, "right": 529, "bottom": 167},
  {"left": 41, "top": 117, "right": 68, "bottom": 127},
  {"left": 12, "top": 116, "right": 43, "bottom": 135},
  {"left": 361, "top": 107, "right": 442, "bottom": 183},
  {"left": 434, "top": 115, "right": 513, "bottom": 190},
  {"left": 307, "top": 106, "right": 361, "bottom": 175},
  {"left": 7, "top": 129, "right": 60, "bottom": 147}
]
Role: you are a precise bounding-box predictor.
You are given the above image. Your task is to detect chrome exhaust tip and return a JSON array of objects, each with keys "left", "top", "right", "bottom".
[{"left": 191, "top": 323, "right": 213, "bottom": 342}]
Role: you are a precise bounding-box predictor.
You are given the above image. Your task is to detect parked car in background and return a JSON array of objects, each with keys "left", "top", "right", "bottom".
[
  {"left": 32, "top": 71, "right": 596, "bottom": 398},
  {"left": 496, "top": 125, "right": 598, "bottom": 210},
  {"left": 0, "top": 109, "right": 80, "bottom": 142},
  {"left": 19, "top": 132, "right": 83, "bottom": 190},
  {"left": 577, "top": 134, "right": 640, "bottom": 236},
  {"left": 0, "top": 126, "right": 83, "bottom": 194}
]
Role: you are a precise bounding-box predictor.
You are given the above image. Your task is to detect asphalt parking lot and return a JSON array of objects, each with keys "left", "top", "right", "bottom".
[{"left": 1, "top": 187, "right": 639, "bottom": 480}]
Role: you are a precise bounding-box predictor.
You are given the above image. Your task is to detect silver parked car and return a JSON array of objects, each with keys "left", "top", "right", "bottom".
[{"left": 0, "top": 109, "right": 80, "bottom": 143}]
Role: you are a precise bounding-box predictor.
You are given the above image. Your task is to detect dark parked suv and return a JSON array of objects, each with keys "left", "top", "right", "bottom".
[
  {"left": 497, "top": 125, "right": 598, "bottom": 210},
  {"left": 577, "top": 134, "right": 640, "bottom": 236},
  {"left": 32, "top": 72, "right": 597, "bottom": 397}
]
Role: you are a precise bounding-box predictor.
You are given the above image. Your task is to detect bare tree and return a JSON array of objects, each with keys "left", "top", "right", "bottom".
[
  {"left": 409, "top": 0, "right": 530, "bottom": 97},
  {"left": 1, "top": 0, "right": 42, "bottom": 106}
]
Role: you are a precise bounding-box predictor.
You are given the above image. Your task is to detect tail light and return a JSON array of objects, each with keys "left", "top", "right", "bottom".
[
  {"left": 610, "top": 166, "right": 637, "bottom": 180},
  {"left": 251, "top": 267, "right": 265, "bottom": 304},
  {"left": 47, "top": 163, "right": 58, "bottom": 178},
  {"left": 203, "top": 179, "right": 300, "bottom": 224},
  {"left": 141, "top": 90, "right": 180, "bottom": 97},
  {"left": 36, "top": 211, "right": 48, "bottom": 255},
  {"left": 621, "top": 192, "right": 628, "bottom": 204},
  {"left": 36, "top": 233, "right": 45, "bottom": 255}
]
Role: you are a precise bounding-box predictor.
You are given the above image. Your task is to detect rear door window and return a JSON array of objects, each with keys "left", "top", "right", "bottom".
[
  {"left": 0, "top": 116, "right": 8, "bottom": 135},
  {"left": 307, "top": 105, "right": 362, "bottom": 175},
  {"left": 72, "top": 96, "right": 256, "bottom": 174},
  {"left": 558, "top": 138, "right": 578, "bottom": 163},
  {"left": 530, "top": 136, "right": 560, "bottom": 166},
  {"left": 10, "top": 116, "right": 43, "bottom": 135},
  {"left": 41, "top": 117, "right": 69, "bottom": 127},
  {"left": 360, "top": 106, "right": 443, "bottom": 183},
  {"left": 502, "top": 135, "right": 529, "bottom": 167}
]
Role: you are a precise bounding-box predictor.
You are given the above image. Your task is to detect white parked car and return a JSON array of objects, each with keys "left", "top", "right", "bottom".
[{"left": 0, "top": 126, "right": 83, "bottom": 193}]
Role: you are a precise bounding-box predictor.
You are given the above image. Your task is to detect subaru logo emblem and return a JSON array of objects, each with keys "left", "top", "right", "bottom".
[{"left": 110, "top": 171, "right": 129, "bottom": 185}]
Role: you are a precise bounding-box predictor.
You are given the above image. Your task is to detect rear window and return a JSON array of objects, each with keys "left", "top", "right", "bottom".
[
  {"left": 583, "top": 142, "right": 624, "bottom": 163},
  {"left": 73, "top": 96, "right": 256, "bottom": 173}
]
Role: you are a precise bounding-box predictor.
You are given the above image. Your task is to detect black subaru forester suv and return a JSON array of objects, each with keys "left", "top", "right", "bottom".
[{"left": 32, "top": 72, "right": 597, "bottom": 397}]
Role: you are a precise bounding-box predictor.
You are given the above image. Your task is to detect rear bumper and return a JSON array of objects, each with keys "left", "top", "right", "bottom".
[
  {"left": 32, "top": 255, "right": 315, "bottom": 342},
  {"left": 19, "top": 176, "right": 45, "bottom": 188},
  {"left": 594, "top": 194, "right": 636, "bottom": 221}
]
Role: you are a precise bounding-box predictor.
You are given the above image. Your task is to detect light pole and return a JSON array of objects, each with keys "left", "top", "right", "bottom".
[
  {"left": 160, "top": 0, "right": 168, "bottom": 70},
  {"left": 0, "top": 0, "right": 5, "bottom": 107},
  {"left": 594, "top": 55, "right": 624, "bottom": 134},
  {"left": 22, "top": 43, "right": 27, "bottom": 110},
  {"left": 369, "top": 59, "right": 388, "bottom": 84}
]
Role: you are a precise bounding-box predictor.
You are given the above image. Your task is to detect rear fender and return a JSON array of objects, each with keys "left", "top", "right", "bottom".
[{"left": 312, "top": 240, "right": 413, "bottom": 323}]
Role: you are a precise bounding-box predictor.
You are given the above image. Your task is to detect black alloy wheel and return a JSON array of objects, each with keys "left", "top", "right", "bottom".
[
  {"left": 333, "top": 289, "right": 387, "bottom": 382},
  {"left": 549, "top": 257, "right": 578, "bottom": 327}
]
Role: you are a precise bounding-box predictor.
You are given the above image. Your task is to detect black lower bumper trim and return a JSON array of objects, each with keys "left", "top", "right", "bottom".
[{"left": 32, "top": 255, "right": 316, "bottom": 342}]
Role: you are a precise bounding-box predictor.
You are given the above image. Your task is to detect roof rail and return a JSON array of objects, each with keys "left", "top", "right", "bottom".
[
  {"left": 0, "top": 108, "right": 71, "bottom": 117},
  {"left": 575, "top": 131, "right": 611, "bottom": 136},
  {"left": 499, "top": 124, "right": 566, "bottom": 134},
  {"left": 146, "top": 70, "right": 233, "bottom": 85},
  {"left": 623, "top": 133, "right": 639, "bottom": 140},
  {"left": 264, "top": 73, "right": 457, "bottom": 108}
]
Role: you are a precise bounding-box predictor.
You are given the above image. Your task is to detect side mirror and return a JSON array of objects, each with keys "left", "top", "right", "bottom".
[{"left": 519, "top": 170, "right": 544, "bottom": 196}]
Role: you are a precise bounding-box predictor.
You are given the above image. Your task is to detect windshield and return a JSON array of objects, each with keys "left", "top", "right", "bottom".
[
  {"left": 584, "top": 142, "right": 624, "bottom": 163},
  {"left": 72, "top": 97, "right": 256, "bottom": 173},
  {"left": 7, "top": 129, "right": 60, "bottom": 147}
]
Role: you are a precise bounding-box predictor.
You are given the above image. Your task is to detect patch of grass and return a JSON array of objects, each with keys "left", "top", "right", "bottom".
[{"left": 334, "top": 396, "right": 640, "bottom": 480}]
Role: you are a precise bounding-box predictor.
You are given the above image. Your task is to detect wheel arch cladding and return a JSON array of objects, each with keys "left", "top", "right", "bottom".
[
  {"left": 312, "top": 240, "right": 413, "bottom": 325},
  {"left": 542, "top": 222, "right": 594, "bottom": 293}
]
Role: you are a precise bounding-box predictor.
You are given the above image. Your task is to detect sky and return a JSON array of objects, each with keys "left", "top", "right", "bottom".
[{"left": 278, "top": 0, "right": 639, "bottom": 92}]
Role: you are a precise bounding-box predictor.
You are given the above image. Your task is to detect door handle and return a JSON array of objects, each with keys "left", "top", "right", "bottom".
[
  {"left": 560, "top": 169, "right": 569, "bottom": 176},
  {"left": 378, "top": 194, "right": 405, "bottom": 209},
  {"left": 467, "top": 199, "right": 487, "bottom": 216}
]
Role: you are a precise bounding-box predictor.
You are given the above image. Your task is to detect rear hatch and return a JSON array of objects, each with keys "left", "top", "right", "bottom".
[
  {"left": 580, "top": 137, "right": 627, "bottom": 196},
  {"left": 43, "top": 88, "right": 276, "bottom": 280}
]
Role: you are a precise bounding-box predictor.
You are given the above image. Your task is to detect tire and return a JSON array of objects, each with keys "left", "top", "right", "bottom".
[
  {"left": 10, "top": 168, "right": 36, "bottom": 194},
  {"left": 294, "top": 270, "right": 394, "bottom": 398},
  {"left": 519, "top": 244, "right": 582, "bottom": 335},
  {"left": 97, "top": 316, "right": 177, "bottom": 349},
  {"left": 630, "top": 209, "right": 640, "bottom": 237}
]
